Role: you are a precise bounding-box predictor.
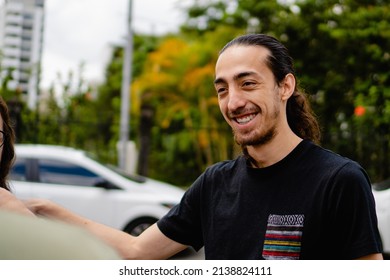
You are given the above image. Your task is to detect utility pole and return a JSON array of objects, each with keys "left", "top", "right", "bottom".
[{"left": 119, "top": 0, "right": 133, "bottom": 170}]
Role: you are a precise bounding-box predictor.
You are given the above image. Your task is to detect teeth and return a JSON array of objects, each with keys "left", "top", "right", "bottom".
[{"left": 236, "top": 114, "right": 256, "bottom": 124}]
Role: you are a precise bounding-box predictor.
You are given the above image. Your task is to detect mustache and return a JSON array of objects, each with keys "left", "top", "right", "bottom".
[{"left": 227, "top": 106, "right": 261, "bottom": 118}]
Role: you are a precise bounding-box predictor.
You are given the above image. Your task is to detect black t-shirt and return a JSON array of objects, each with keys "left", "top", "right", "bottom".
[{"left": 157, "top": 140, "right": 383, "bottom": 259}]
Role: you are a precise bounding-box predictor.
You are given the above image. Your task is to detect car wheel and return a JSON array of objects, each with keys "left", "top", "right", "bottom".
[{"left": 124, "top": 217, "right": 158, "bottom": 236}]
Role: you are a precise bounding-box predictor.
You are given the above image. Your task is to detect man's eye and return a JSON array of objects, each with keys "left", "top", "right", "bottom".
[
  {"left": 216, "top": 87, "right": 227, "bottom": 95},
  {"left": 242, "top": 81, "right": 255, "bottom": 87}
]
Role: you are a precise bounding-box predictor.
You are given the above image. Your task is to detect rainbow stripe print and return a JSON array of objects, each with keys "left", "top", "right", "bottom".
[{"left": 262, "top": 214, "right": 305, "bottom": 260}]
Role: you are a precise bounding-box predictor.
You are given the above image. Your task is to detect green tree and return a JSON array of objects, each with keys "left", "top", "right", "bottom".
[{"left": 93, "top": 35, "right": 160, "bottom": 164}]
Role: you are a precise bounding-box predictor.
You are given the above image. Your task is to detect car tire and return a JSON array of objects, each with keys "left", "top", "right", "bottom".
[{"left": 123, "top": 217, "right": 158, "bottom": 236}]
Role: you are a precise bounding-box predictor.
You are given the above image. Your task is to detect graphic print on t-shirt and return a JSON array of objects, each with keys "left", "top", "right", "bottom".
[{"left": 262, "top": 214, "right": 305, "bottom": 260}]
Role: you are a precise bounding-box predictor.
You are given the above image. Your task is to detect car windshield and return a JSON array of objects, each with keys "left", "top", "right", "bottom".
[{"left": 84, "top": 150, "right": 146, "bottom": 184}]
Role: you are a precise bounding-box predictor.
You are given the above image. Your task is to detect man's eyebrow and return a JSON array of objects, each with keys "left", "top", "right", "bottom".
[
  {"left": 214, "top": 77, "right": 225, "bottom": 85},
  {"left": 234, "top": 71, "right": 257, "bottom": 80},
  {"left": 214, "top": 71, "right": 258, "bottom": 85}
]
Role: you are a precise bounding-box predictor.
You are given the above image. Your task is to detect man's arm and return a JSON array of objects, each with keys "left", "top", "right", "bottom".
[
  {"left": 355, "top": 253, "right": 383, "bottom": 260},
  {"left": 26, "top": 198, "right": 187, "bottom": 259}
]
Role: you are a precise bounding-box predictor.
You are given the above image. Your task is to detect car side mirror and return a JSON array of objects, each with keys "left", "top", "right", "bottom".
[{"left": 93, "top": 179, "right": 121, "bottom": 190}]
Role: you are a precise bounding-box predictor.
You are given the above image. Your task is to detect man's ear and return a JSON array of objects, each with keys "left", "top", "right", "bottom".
[{"left": 280, "top": 73, "right": 296, "bottom": 101}]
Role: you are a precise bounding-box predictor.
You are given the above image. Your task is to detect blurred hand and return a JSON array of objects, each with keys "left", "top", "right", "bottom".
[{"left": 24, "top": 198, "right": 58, "bottom": 217}]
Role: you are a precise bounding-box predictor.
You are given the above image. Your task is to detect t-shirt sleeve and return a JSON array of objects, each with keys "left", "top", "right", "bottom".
[
  {"left": 157, "top": 174, "right": 204, "bottom": 251},
  {"left": 328, "top": 162, "right": 383, "bottom": 259}
]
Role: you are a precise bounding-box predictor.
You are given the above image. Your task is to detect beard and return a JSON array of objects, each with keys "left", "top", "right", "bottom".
[
  {"left": 226, "top": 85, "right": 283, "bottom": 148},
  {"left": 233, "top": 122, "right": 277, "bottom": 147},
  {"left": 233, "top": 102, "right": 280, "bottom": 148},
  {"left": 235, "top": 121, "right": 278, "bottom": 168}
]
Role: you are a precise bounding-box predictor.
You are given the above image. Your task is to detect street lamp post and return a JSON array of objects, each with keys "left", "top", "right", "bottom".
[{"left": 119, "top": 0, "right": 134, "bottom": 170}]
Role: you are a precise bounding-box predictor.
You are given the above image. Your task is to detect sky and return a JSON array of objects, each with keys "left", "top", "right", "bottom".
[{"left": 41, "top": 0, "right": 190, "bottom": 90}]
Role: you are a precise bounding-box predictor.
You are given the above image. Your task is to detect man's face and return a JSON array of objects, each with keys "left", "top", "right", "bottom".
[{"left": 214, "top": 45, "right": 284, "bottom": 147}]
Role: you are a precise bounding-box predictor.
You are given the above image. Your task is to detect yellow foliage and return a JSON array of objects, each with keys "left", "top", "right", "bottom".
[
  {"left": 197, "top": 129, "right": 210, "bottom": 150},
  {"left": 148, "top": 38, "right": 188, "bottom": 70},
  {"left": 182, "top": 63, "right": 215, "bottom": 91}
]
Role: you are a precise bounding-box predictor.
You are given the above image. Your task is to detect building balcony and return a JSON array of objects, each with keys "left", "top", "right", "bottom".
[
  {"left": 5, "top": 14, "right": 23, "bottom": 24},
  {"left": 4, "top": 36, "right": 21, "bottom": 46},
  {"left": 2, "top": 58, "right": 19, "bottom": 68},
  {"left": 5, "top": 25, "right": 23, "bottom": 35},
  {"left": 3, "top": 48, "right": 21, "bottom": 57}
]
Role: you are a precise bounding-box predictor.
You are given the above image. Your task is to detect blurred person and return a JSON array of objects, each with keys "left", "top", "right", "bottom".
[
  {"left": 0, "top": 96, "right": 33, "bottom": 216},
  {"left": 12, "top": 34, "right": 384, "bottom": 260},
  {"left": 0, "top": 209, "right": 121, "bottom": 260},
  {"left": 0, "top": 96, "right": 120, "bottom": 259},
  {"left": 0, "top": 96, "right": 15, "bottom": 192}
]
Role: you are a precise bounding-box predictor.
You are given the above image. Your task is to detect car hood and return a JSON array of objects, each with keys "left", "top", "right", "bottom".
[{"left": 121, "top": 177, "right": 186, "bottom": 202}]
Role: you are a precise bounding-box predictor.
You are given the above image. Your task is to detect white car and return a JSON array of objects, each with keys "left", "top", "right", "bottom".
[
  {"left": 9, "top": 144, "right": 185, "bottom": 236},
  {"left": 372, "top": 178, "right": 390, "bottom": 258}
]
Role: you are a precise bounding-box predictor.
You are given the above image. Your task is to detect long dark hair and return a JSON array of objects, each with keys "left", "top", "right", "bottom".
[
  {"left": 219, "top": 33, "right": 321, "bottom": 143},
  {"left": 0, "top": 96, "right": 15, "bottom": 191}
]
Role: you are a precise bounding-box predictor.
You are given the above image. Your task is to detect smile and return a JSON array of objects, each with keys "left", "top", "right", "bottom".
[{"left": 235, "top": 113, "right": 257, "bottom": 124}]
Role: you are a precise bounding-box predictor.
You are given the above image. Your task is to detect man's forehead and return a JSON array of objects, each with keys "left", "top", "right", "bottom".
[
  {"left": 218, "top": 44, "right": 270, "bottom": 60},
  {"left": 215, "top": 45, "right": 271, "bottom": 80}
]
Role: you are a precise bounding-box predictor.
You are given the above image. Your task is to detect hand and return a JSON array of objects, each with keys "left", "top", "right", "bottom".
[
  {"left": 24, "top": 198, "right": 85, "bottom": 226},
  {"left": 0, "top": 188, "right": 35, "bottom": 217},
  {"left": 24, "top": 198, "right": 59, "bottom": 217}
]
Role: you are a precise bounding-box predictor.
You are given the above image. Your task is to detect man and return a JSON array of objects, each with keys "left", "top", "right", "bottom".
[{"left": 11, "top": 34, "right": 384, "bottom": 259}]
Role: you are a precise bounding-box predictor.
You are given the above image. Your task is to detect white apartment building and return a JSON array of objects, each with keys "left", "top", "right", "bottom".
[{"left": 0, "top": 0, "right": 44, "bottom": 109}]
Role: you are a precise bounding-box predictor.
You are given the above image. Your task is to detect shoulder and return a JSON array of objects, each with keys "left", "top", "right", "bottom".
[
  {"left": 0, "top": 188, "right": 35, "bottom": 216},
  {"left": 310, "top": 147, "right": 373, "bottom": 197},
  {"left": 184, "top": 156, "right": 245, "bottom": 197},
  {"left": 305, "top": 141, "right": 363, "bottom": 172},
  {"left": 298, "top": 141, "right": 371, "bottom": 191},
  {"left": 203, "top": 156, "right": 246, "bottom": 177},
  {"left": 196, "top": 156, "right": 247, "bottom": 187}
]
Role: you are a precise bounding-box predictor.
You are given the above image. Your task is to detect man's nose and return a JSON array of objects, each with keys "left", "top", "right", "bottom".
[{"left": 227, "top": 87, "right": 246, "bottom": 112}]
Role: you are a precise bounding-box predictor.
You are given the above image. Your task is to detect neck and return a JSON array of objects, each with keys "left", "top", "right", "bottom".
[{"left": 245, "top": 130, "right": 302, "bottom": 168}]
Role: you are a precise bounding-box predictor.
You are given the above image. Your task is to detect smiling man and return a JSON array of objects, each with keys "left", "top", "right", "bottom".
[
  {"left": 156, "top": 34, "right": 382, "bottom": 259},
  {"left": 12, "top": 34, "right": 383, "bottom": 260},
  {"left": 214, "top": 42, "right": 301, "bottom": 167}
]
